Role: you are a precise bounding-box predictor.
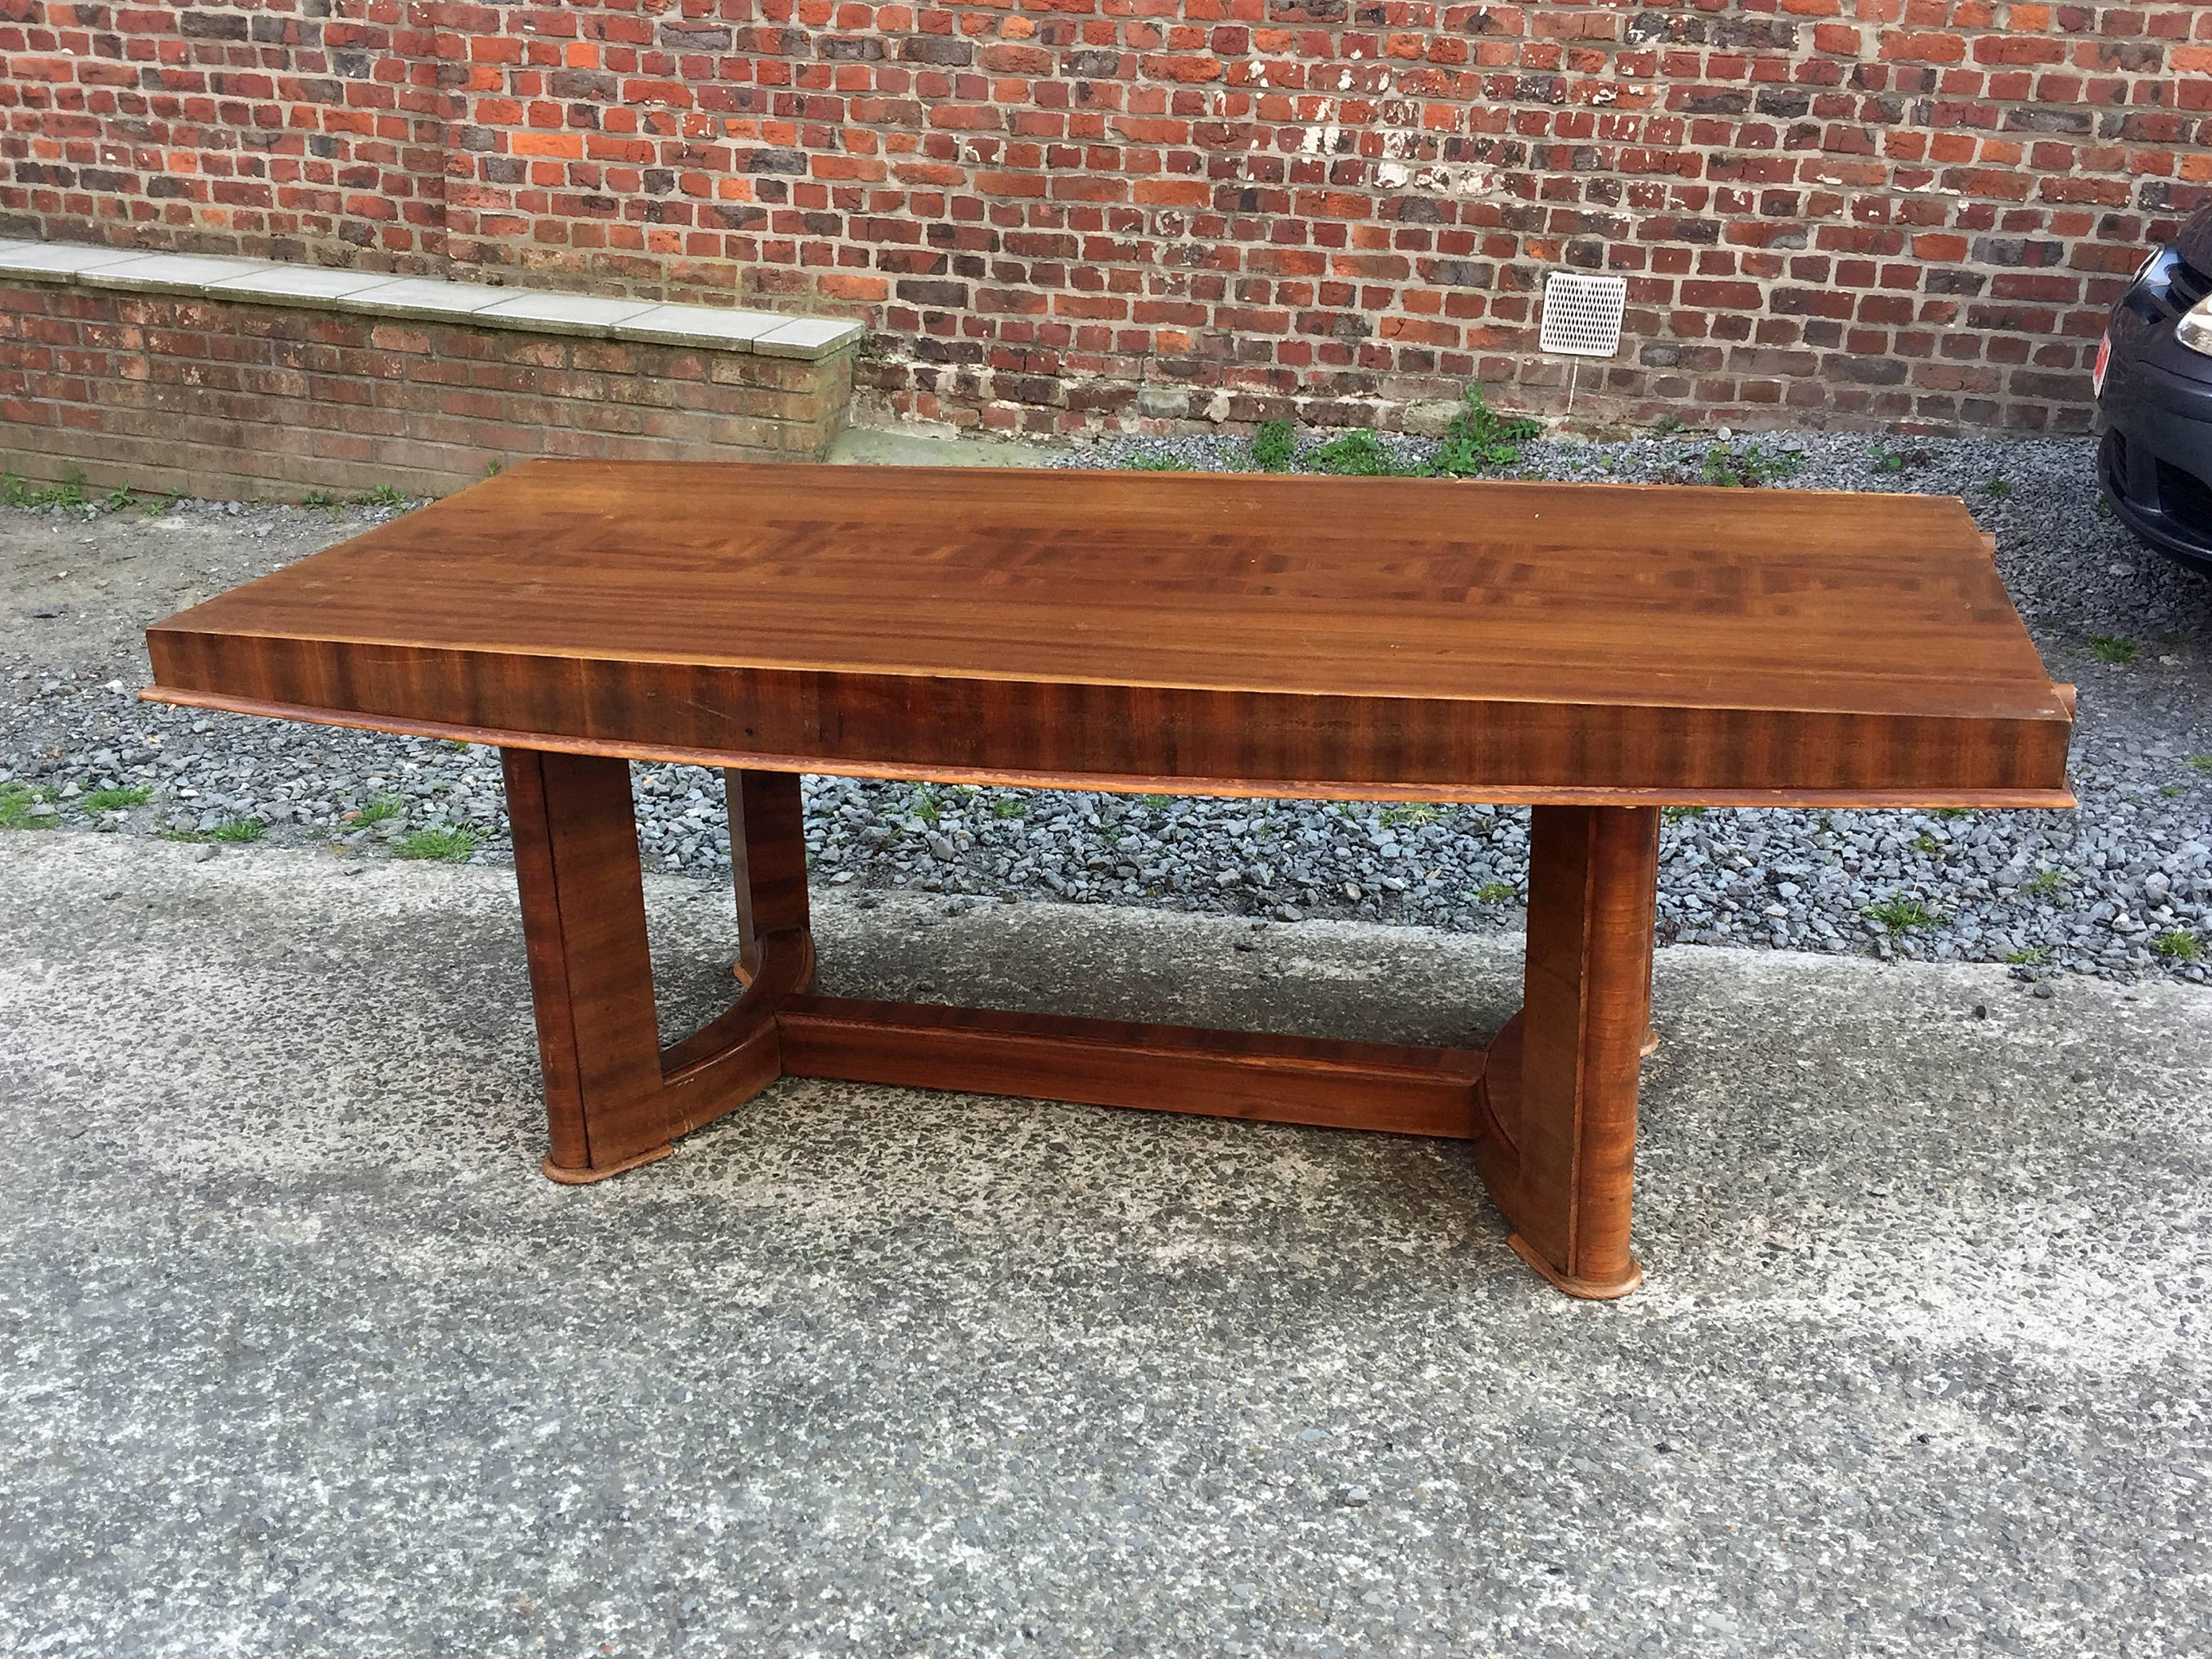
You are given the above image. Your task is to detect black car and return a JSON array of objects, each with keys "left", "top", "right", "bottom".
[{"left": 2097, "top": 199, "right": 2212, "bottom": 579}]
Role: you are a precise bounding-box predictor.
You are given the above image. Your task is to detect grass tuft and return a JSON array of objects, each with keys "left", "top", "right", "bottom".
[
  {"left": 2152, "top": 929, "right": 2201, "bottom": 963},
  {"left": 396, "top": 825, "right": 478, "bottom": 863},
  {"left": 0, "top": 781, "right": 60, "bottom": 830},
  {"left": 2001, "top": 946, "right": 2049, "bottom": 966},
  {"left": 1379, "top": 803, "right": 1441, "bottom": 827},
  {"left": 1865, "top": 895, "right": 1937, "bottom": 930},
  {"left": 81, "top": 785, "right": 152, "bottom": 812},
  {"left": 2089, "top": 634, "right": 2138, "bottom": 665}
]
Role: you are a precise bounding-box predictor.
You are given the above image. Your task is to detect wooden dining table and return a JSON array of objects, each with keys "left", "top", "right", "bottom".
[{"left": 142, "top": 462, "right": 2074, "bottom": 1298}]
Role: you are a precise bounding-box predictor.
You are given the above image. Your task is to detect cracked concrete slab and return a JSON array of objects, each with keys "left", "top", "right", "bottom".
[{"left": 1, "top": 834, "right": 2207, "bottom": 1657}]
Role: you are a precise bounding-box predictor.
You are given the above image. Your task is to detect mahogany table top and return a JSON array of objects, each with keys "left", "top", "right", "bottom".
[{"left": 145, "top": 461, "right": 2075, "bottom": 807}]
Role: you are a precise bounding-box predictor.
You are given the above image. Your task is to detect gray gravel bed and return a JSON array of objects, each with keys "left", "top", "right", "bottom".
[{"left": 3, "top": 431, "right": 2209, "bottom": 985}]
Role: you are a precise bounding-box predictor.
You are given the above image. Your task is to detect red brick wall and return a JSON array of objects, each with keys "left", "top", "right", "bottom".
[
  {"left": 4, "top": 1, "right": 2207, "bottom": 439},
  {"left": 0, "top": 280, "right": 851, "bottom": 497}
]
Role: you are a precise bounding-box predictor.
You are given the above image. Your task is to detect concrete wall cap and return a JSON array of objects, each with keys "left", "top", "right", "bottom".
[{"left": 0, "top": 239, "right": 864, "bottom": 359}]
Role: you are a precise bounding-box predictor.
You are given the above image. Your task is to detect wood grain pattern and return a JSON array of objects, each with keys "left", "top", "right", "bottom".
[
  {"left": 501, "top": 736, "right": 1658, "bottom": 1296},
  {"left": 1474, "top": 805, "right": 1660, "bottom": 1299},
  {"left": 501, "top": 743, "right": 1486, "bottom": 1181},
  {"left": 726, "top": 769, "right": 809, "bottom": 981},
  {"left": 145, "top": 461, "right": 2075, "bottom": 805},
  {"left": 503, "top": 748, "right": 670, "bottom": 1176},
  {"left": 777, "top": 997, "right": 1485, "bottom": 1139}
]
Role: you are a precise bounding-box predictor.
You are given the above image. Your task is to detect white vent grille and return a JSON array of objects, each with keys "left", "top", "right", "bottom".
[{"left": 1539, "top": 272, "right": 1627, "bottom": 358}]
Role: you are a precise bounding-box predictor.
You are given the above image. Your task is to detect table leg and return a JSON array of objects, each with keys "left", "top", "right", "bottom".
[
  {"left": 724, "top": 769, "right": 811, "bottom": 983},
  {"left": 503, "top": 747, "right": 674, "bottom": 1181},
  {"left": 1475, "top": 805, "right": 1660, "bottom": 1298}
]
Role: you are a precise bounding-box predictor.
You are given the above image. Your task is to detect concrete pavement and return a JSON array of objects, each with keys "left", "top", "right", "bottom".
[{"left": 1, "top": 833, "right": 2207, "bottom": 1657}]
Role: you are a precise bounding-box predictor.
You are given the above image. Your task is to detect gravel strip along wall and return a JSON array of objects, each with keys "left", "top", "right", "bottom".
[
  {"left": 0, "top": 240, "right": 859, "bottom": 499},
  {"left": 3, "top": 430, "right": 2209, "bottom": 984}
]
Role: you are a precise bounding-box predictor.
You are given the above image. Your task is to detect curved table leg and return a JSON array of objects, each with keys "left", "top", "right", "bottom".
[
  {"left": 1474, "top": 805, "right": 1660, "bottom": 1299},
  {"left": 506, "top": 750, "right": 814, "bottom": 1183}
]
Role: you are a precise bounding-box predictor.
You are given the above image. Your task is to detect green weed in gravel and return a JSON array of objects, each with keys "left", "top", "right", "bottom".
[
  {"left": 1236, "top": 386, "right": 1532, "bottom": 480},
  {"left": 1982, "top": 474, "right": 2014, "bottom": 498},
  {"left": 396, "top": 825, "right": 478, "bottom": 863},
  {"left": 0, "top": 782, "right": 59, "bottom": 830},
  {"left": 3, "top": 468, "right": 87, "bottom": 510},
  {"left": 1865, "top": 896, "right": 1937, "bottom": 930},
  {"left": 2189, "top": 754, "right": 2212, "bottom": 775},
  {"left": 2002, "top": 946, "right": 2049, "bottom": 966},
  {"left": 991, "top": 796, "right": 1026, "bottom": 819},
  {"left": 1429, "top": 386, "right": 1540, "bottom": 476},
  {"left": 1305, "top": 430, "right": 1401, "bottom": 477},
  {"left": 2090, "top": 635, "right": 2138, "bottom": 665},
  {"left": 356, "top": 793, "right": 405, "bottom": 825},
  {"left": 352, "top": 485, "right": 407, "bottom": 508},
  {"left": 162, "top": 817, "right": 266, "bottom": 844},
  {"left": 81, "top": 785, "right": 152, "bottom": 812},
  {"left": 1699, "top": 443, "right": 1803, "bottom": 488},
  {"left": 2023, "top": 869, "right": 2066, "bottom": 897},
  {"left": 909, "top": 784, "right": 941, "bottom": 825},
  {"left": 2152, "top": 929, "right": 2201, "bottom": 963},
  {"left": 1249, "top": 419, "right": 1295, "bottom": 472},
  {"left": 1126, "top": 454, "right": 1181, "bottom": 472},
  {"left": 1470, "top": 881, "right": 1517, "bottom": 904},
  {"left": 1379, "top": 803, "right": 1440, "bottom": 827}
]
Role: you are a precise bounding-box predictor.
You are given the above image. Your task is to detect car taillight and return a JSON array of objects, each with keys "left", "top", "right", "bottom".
[{"left": 2094, "top": 333, "right": 2112, "bottom": 396}]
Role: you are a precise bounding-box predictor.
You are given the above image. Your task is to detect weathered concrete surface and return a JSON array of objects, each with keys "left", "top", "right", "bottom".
[
  {"left": 828, "top": 424, "right": 1058, "bottom": 468},
  {"left": 1, "top": 834, "right": 2207, "bottom": 1658}
]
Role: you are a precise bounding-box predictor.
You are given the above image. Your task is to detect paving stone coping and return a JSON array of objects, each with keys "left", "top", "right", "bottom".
[{"left": 0, "top": 239, "right": 864, "bottom": 361}]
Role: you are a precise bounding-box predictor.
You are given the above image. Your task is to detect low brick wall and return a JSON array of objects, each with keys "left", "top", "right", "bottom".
[{"left": 0, "top": 281, "right": 855, "bottom": 501}]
